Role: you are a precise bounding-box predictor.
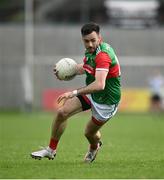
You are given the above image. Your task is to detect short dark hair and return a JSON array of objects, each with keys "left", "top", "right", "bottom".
[{"left": 81, "top": 22, "right": 100, "bottom": 36}]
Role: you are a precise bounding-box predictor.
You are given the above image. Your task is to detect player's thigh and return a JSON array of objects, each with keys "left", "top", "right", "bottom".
[{"left": 58, "top": 96, "right": 83, "bottom": 118}]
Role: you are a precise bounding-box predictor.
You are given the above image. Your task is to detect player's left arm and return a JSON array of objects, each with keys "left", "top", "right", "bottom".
[
  {"left": 76, "top": 70, "right": 108, "bottom": 94},
  {"left": 76, "top": 52, "right": 111, "bottom": 94},
  {"left": 57, "top": 70, "right": 108, "bottom": 104}
]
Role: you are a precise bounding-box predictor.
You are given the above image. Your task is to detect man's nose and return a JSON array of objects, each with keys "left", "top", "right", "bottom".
[{"left": 88, "top": 41, "right": 93, "bottom": 47}]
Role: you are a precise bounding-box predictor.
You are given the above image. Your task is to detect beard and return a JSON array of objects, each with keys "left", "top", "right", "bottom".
[{"left": 87, "top": 47, "right": 96, "bottom": 53}]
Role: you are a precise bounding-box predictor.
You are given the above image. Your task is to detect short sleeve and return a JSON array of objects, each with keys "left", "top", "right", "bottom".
[{"left": 95, "top": 52, "right": 112, "bottom": 71}]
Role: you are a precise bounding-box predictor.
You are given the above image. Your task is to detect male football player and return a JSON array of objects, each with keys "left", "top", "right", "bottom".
[{"left": 31, "top": 22, "right": 121, "bottom": 163}]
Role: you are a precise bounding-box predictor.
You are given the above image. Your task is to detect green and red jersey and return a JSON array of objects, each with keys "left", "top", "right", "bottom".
[{"left": 83, "top": 42, "right": 121, "bottom": 105}]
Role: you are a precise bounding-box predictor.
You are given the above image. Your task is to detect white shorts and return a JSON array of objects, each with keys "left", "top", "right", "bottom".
[
  {"left": 87, "top": 94, "right": 118, "bottom": 122},
  {"left": 77, "top": 94, "right": 119, "bottom": 123}
]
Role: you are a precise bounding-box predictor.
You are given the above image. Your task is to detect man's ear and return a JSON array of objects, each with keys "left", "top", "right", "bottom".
[{"left": 99, "top": 34, "right": 102, "bottom": 43}]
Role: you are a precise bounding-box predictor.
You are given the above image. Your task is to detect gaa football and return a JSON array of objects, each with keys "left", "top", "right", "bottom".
[{"left": 55, "top": 58, "right": 77, "bottom": 81}]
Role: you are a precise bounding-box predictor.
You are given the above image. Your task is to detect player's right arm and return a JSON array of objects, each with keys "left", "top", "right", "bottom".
[{"left": 76, "top": 63, "right": 85, "bottom": 75}]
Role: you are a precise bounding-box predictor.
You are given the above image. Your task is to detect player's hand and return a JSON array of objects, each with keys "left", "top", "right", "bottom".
[{"left": 57, "top": 92, "right": 74, "bottom": 106}]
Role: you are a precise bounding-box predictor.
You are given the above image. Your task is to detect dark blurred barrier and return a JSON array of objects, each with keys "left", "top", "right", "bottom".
[{"left": 0, "top": 0, "right": 164, "bottom": 26}]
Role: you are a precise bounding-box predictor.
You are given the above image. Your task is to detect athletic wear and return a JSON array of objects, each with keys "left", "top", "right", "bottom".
[
  {"left": 31, "top": 147, "right": 56, "bottom": 160},
  {"left": 83, "top": 42, "right": 121, "bottom": 105},
  {"left": 84, "top": 141, "right": 102, "bottom": 163},
  {"left": 77, "top": 94, "right": 118, "bottom": 122}
]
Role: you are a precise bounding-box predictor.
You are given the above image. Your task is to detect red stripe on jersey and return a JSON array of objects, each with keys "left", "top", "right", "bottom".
[
  {"left": 107, "top": 64, "right": 120, "bottom": 78},
  {"left": 83, "top": 64, "right": 95, "bottom": 75},
  {"left": 83, "top": 57, "right": 87, "bottom": 64},
  {"left": 83, "top": 57, "right": 95, "bottom": 75}
]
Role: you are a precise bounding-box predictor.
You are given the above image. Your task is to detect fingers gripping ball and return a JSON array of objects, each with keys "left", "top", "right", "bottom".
[{"left": 55, "top": 58, "right": 77, "bottom": 81}]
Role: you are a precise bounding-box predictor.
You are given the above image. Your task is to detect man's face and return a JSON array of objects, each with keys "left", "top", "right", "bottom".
[{"left": 82, "top": 31, "right": 101, "bottom": 54}]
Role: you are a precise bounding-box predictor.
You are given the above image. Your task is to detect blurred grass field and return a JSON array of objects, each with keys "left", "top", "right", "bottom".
[{"left": 0, "top": 111, "right": 164, "bottom": 179}]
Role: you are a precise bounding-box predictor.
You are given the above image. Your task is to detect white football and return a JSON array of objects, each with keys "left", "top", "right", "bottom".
[{"left": 55, "top": 58, "right": 77, "bottom": 81}]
